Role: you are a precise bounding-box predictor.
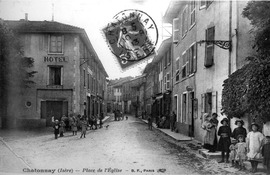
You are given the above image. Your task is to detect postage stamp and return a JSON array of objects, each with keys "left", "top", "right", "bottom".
[{"left": 102, "top": 9, "right": 158, "bottom": 70}]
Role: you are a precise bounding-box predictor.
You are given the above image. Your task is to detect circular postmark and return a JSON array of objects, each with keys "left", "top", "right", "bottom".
[{"left": 103, "top": 9, "right": 158, "bottom": 69}]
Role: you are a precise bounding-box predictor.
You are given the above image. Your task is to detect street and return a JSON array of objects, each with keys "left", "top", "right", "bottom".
[{"left": 0, "top": 116, "right": 264, "bottom": 175}]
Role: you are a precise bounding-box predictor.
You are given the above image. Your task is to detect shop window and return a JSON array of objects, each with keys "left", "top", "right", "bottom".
[
  {"left": 48, "top": 66, "right": 62, "bottom": 85},
  {"left": 49, "top": 35, "right": 63, "bottom": 54}
]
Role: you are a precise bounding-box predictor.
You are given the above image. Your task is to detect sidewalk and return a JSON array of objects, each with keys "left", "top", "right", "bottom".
[
  {"left": 141, "top": 119, "right": 192, "bottom": 141},
  {"left": 139, "top": 117, "right": 268, "bottom": 174}
]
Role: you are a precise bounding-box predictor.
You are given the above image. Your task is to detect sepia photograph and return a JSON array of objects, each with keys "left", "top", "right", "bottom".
[{"left": 0, "top": 0, "right": 270, "bottom": 174}]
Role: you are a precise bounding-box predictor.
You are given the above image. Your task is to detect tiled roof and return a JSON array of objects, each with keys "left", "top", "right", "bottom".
[{"left": 4, "top": 20, "right": 83, "bottom": 33}]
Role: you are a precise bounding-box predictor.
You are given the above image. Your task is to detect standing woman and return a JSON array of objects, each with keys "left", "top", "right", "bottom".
[
  {"left": 218, "top": 118, "right": 231, "bottom": 163},
  {"left": 247, "top": 123, "right": 265, "bottom": 173},
  {"left": 202, "top": 113, "right": 218, "bottom": 152}
]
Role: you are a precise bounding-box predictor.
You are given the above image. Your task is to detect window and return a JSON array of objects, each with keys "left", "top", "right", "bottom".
[
  {"left": 83, "top": 69, "right": 86, "bottom": 87},
  {"left": 205, "top": 27, "right": 215, "bottom": 67},
  {"left": 190, "top": 0, "right": 196, "bottom": 27},
  {"left": 164, "top": 76, "right": 166, "bottom": 90},
  {"left": 168, "top": 48, "right": 171, "bottom": 65},
  {"left": 200, "top": 0, "right": 213, "bottom": 9},
  {"left": 87, "top": 73, "right": 90, "bottom": 89},
  {"left": 182, "top": 93, "right": 187, "bottom": 123},
  {"left": 189, "top": 43, "right": 197, "bottom": 74},
  {"left": 182, "top": 51, "right": 188, "bottom": 78},
  {"left": 176, "top": 57, "right": 180, "bottom": 82},
  {"left": 48, "top": 66, "right": 62, "bottom": 85},
  {"left": 181, "top": 6, "right": 188, "bottom": 37},
  {"left": 49, "top": 35, "right": 63, "bottom": 53},
  {"left": 166, "top": 73, "right": 170, "bottom": 90},
  {"left": 173, "top": 18, "right": 180, "bottom": 43}
]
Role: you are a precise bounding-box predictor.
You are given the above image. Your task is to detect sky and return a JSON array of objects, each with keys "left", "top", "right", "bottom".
[{"left": 0, "top": 0, "right": 171, "bottom": 79}]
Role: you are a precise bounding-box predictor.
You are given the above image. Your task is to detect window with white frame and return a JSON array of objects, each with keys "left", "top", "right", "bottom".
[
  {"left": 190, "top": 0, "right": 196, "bottom": 27},
  {"left": 181, "top": 6, "right": 188, "bottom": 37},
  {"left": 173, "top": 18, "right": 180, "bottom": 43},
  {"left": 48, "top": 66, "right": 62, "bottom": 85},
  {"left": 49, "top": 35, "right": 63, "bottom": 54}
]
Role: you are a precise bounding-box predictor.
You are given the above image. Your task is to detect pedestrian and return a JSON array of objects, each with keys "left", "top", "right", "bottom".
[
  {"left": 229, "top": 138, "right": 238, "bottom": 167},
  {"left": 71, "top": 116, "right": 78, "bottom": 135},
  {"left": 218, "top": 118, "right": 231, "bottom": 163},
  {"left": 235, "top": 135, "right": 247, "bottom": 170},
  {"left": 170, "top": 111, "right": 176, "bottom": 132},
  {"left": 247, "top": 122, "right": 265, "bottom": 173},
  {"left": 148, "top": 115, "right": 153, "bottom": 130},
  {"left": 113, "top": 110, "right": 117, "bottom": 121},
  {"left": 68, "top": 114, "right": 73, "bottom": 131},
  {"left": 202, "top": 113, "right": 218, "bottom": 152},
  {"left": 80, "top": 116, "right": 87, "bottom": 138},
  {"left": 262, "top": 136, "right": 270, "bottom": 174},
  {"left": 53, "top": 120, "right": 60, "bottom": 139},
  {"left": 59, "top": 119, "right": 66, "bottom": 137},
  {"left": 99, "top": 112, "right": 104, "bottom": 128},
  {"left": 232, "top": 119, "right": 247, "bottom": 142}
]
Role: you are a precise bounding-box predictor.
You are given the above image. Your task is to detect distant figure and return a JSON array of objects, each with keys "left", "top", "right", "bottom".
[
  {"left": 99, "top": 112, "right": 104, "bottom": 128},
  {"left": 80, "top": 116, "right": 87, "bottom": 138},
  {"left": 148, "top": 115, "right": 153, "bottom": 130},
  {"left": 170, "top": 111, "right": 177, "bottom": 132},
  {"left": 71, "top": 116, "right": 78, "bottom": 136},
  {"left": 53, "top": 120, "right": 60, "bottom": 139},
  {"left": 59, "top": 119, "right": 66, "bottom": 137}
]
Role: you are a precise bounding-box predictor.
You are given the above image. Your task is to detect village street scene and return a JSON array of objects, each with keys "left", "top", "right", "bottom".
[{"left": 1, "top": 0, "right": 270, "bottom": 175}]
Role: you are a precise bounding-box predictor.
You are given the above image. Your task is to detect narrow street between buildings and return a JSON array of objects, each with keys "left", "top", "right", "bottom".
[{"left": 0, "top": 115, "right": 268, "bottom": 175}]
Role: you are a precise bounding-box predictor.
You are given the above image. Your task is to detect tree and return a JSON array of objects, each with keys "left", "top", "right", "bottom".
[
  {"left": 0, "top": 20, "right": 37, "bottom": 127},
  {"left": 221, "top": 1, "right": 270, "bottom": 122}
]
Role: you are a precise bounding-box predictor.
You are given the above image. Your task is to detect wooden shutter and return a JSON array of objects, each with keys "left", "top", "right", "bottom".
[
  {"left": 204, "top": 27, "right": 215, "bottom": 67},
  {"left": 212, "top": 91, "right": 218, "bottom": 113},
  {"left": 201, "top": 93, "right": 205, "bottom": 120},
  {"left": 173, "top": 18, "right": 180, "bottom": 43},
  {"left": 193, "top": 43, "right": 197, "bottom": 73}
]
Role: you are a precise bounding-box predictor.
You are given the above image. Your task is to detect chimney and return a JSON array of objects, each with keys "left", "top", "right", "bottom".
[{"left": 25, "top": 13, "right": 28, "bottom": 21}]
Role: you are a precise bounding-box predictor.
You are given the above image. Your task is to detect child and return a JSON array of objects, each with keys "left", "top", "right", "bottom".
[
  {"left": 247, "top": 123, "right": 265, "bottom": 173},
  {"left": 59, "top": 119, "right": 66, "bottom": 137},
  {"left": 80, "top": 116, "right": 87, "bottom": 138},
  {"left": 53, "top": 120, "right": 60, "bottom": 139},
  {"left": 148, "top": 115, "right": 153, "bottom": 130},
  {"left": 218, "top": 118, "right": 231, "bottom": 163},
  {"left": 71, "top": 116, "right": 78, "bottom": 135},
  {"left": 235, "top": 135, "right": 247, "bottom": 170},
  {"left": 229, "top": 138, "right": 238, "bottom": 167},
  {"left": 262, "top": 136, "right": 270, "bottom": 174},
  {"left": 232, "top": 119, "right": 247, "bottom": 142}
]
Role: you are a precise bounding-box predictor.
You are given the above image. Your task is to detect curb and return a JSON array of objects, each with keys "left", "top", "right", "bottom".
[{"left": 0, "top": 137, "right": 31, "bottom": 169}]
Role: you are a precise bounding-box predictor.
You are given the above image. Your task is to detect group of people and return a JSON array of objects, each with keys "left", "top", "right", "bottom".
[
  {"left": 113, "top": 110, "right": 127, "bottom": 121},
  {"left": 52, "top": 113, "right": 104, "bottom": 139},
  {"left": 202, "top": 113, "right": 270, "bottom": 173}
]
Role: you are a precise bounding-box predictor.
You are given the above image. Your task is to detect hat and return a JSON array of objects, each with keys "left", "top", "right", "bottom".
[
  {"left": 235, "top": 119, "right": 244, "bottom": 126},
  {"left": 231, "top": 138, "right": 237, "bottom": 143},
  {"left": 221, "top": 118, "right": 229, "bottom": 124},
  {"left": 237, "top": 134, "right": 244, "bottom": 140},
  {"left": 250, "top": 122, "right": 259, "bottom": 128}
]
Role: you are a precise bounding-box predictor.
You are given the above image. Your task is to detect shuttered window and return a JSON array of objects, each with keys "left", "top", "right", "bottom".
[
  {"left": 49, "top": 35, "right": 63, "bottom": 53},
  {"left": 204, "top": 27, "right": 215, "bottom": 67},
  {"left": 190, "top": 0, "right": 196, "bottom": 27},
  {"left": 173, "top": 18, "right": 180, "bottom": 43}
]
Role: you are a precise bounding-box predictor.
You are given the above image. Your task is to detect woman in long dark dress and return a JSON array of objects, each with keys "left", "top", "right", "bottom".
[{"left": 218, "top": 118, "right": 232, "bottom": 163}]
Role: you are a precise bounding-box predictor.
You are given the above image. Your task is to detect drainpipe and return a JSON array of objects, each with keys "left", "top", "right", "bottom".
[{"left": 229, "top": 0, "right": 232, "bottom": 76}]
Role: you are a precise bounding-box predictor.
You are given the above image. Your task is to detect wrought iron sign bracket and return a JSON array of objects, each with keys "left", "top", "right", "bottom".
[{"left": 197, "top": 40, "right": 232, "bottom": 51}]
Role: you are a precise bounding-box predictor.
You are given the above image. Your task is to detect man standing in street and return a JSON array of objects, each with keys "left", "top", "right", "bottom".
[{"left": 170, "top": 111, "right": 176, "bottom": 132}]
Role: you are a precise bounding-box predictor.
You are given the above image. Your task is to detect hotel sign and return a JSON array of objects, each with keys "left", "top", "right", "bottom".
[{"left": 44, "top": 56, "right": 68, "bottom": 62}]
